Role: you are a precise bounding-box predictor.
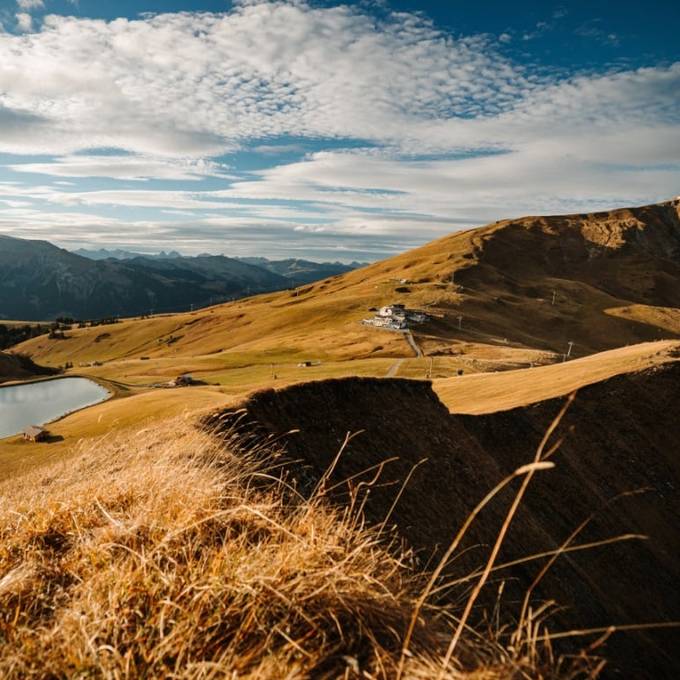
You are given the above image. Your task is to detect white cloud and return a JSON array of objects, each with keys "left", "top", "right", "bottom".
[
  {"left": 14, "top": 13, "right": 33, "bottom": 32},
  {"left": 0, "top": 2, "right": 677, "bottom": 258},
  {"left": 0, "top": 4, "right": 534, "bottom": 156},
  {"left": 17, "top": 0, "right": 44, "bottom": 10},
  {"left": 9, "top": 154, "right": 233, "bottom": 181},
  {"left": 253, "top": 143, "right": 306, "bottom": 155}
]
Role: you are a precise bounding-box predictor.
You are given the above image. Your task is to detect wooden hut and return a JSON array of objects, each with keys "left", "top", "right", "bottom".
[{"left": 23, "top": 426, "right": 48, "bottom": 442}]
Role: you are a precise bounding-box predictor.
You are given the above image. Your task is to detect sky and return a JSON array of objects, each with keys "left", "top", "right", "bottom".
[{"left": 0, "top": 0, "right": 678, "bottom": 261}]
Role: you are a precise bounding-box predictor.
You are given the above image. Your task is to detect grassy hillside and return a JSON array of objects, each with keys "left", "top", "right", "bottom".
[
  {"left": 6, "top": 200, "right": 677, "bottom": 480},
  {"left": 0, "top": 351, "right": 59, "bottom": 384},
  {"left": 434, "top": 340, "right": 680, "bottom": 414},
  {"left": 16, "top": 200, "right": 680, "bottom": 383},
  {"left": 0, "top": 419, "right": 596, "bottom": 679},
  {"left": 214, "top": 363, "right": 680, "bottom": 678},
  {"left": 3, "top": 201, "right": 680, "bottom": 677}
]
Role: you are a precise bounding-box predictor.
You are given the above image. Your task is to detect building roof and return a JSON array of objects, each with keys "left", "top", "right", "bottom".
[{"left": 24, "top": 425, "right": 45, "bottom": 436}]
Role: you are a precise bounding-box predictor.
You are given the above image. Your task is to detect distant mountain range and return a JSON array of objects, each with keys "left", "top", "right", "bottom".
[
  {"left": 74, "top": 248, "right": 364, "bottom": 286},
  {"left": 0, "top": 236, "right": 363, "bottom": 320},
  {"left": 73, "top": 248, "right": 184, "bottom": 260},
  {"left": 235, "top": 256, "right": 365, "bottom": 285}
]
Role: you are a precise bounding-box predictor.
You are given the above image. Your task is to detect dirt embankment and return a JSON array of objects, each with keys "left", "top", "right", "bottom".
[
  {"left": 0, "top": 352, "right": 60, "bottom": 384},
  {"left": 211, "top": 365, "right": 680, "bottom": 679}
]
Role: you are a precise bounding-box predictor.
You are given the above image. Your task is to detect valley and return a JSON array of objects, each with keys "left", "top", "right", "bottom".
[
  {"left": 5, "top": 200, "right": 680, "bottom": 464},
  {"left": 1, "top": 3, "right": 677, "bottom": 676},
  {"left": 2, "top": 199, "right": 679, "bottom": 678}
]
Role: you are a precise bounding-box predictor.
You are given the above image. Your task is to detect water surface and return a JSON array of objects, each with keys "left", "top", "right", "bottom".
[{"left": 0, "top": 377, "right": 110, "bottom": 438}]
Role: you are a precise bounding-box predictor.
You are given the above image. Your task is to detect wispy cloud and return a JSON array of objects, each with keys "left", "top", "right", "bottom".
[
  {"left": 9, "top": 154, "right": 233, "bottom": 181},
  {"left": 17, "top": 0, "right": 44, "bottom": 10},
  {"left": 575, "top": 20, "right": 620, "bottom": 46},
  {"left": 14, "top": 12, "right": 33, "bottom": 32},
  {"left": 0, "top": 1, "right": 677, "bottom": 259}
]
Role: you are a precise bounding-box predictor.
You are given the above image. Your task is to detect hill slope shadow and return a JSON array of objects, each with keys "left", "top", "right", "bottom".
[{"left": 210, "top": 365, "right": 680, "bottom": 678}]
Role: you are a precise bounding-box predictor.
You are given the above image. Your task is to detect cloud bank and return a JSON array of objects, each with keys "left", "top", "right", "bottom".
[{"left": 0, "top": 0, "right": 678, "bottom": 258}]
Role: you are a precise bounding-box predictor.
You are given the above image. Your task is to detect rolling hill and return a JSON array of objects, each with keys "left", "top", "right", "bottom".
[
  {"left": 14, "top": 199, "right": 680, "bottom": 376},
  {"left": 211, "top": 360, "right": 680, "bottom": 679},
  {"left": 4, "top": 199, "right": 680, "bottom": 678}
]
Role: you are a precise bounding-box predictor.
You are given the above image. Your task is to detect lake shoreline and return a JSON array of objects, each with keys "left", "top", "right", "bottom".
[{"left": 0, "top": 376, "right": 113, "bottom": 440}]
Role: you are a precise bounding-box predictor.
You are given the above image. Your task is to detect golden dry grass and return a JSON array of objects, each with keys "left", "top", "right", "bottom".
[
  {"left": 0, "top": 418, "right": 599, "bottom": 679},
  {"left": 434, "top": 340, "right": 680, "bottom": 414},
  {"left": 14, "top": 201, "right": 679, "bottom": 402}
]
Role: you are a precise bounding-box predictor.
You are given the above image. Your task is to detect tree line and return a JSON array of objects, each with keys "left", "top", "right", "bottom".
[{"left": 0, "top": 316, "right": 121, "bottom": 351}]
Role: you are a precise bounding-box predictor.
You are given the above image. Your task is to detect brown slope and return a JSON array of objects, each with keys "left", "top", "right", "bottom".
[
  {"left": 14, "top": 199, "right": 680, "bottom": 372},
  {"left": 434, "top": 198, "right": 680, "bottom": 355},
  {"left": 210, "top": 363, "right": 680, "bottom": 679},
  {"left": 0, "top": 351, "right": 59, "bottom": 384},
  {"left": 434, "top": 339, "right": 680, "bottom": 414}
]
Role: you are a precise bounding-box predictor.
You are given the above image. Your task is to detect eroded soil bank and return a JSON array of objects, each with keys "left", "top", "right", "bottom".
[{"left": 210, "top": 364, "right": 680, "bottom": 679}]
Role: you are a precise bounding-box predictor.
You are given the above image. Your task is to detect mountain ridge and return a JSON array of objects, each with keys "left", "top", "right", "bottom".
[
  {"left": 0, "top": 235, "right": 301, "bottom": 320},
  {"left": 16, "top": 199, "right": 679, "bottom": 366}
]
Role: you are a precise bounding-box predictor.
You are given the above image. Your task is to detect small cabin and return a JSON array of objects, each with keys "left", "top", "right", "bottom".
[
  {"left": 172, "top": 374, "right": 194, "bottom": 387},
  {"left": 23, "top": 426, "right": 47, "bottom": 442}
]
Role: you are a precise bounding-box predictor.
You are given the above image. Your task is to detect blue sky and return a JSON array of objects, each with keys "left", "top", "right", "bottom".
[{"left": 0, "top": 0, "right": 678, "bottom": 260}]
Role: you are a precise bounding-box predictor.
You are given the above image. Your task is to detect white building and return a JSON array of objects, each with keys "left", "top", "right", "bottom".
[{"left": 363, "top": 303, "right": 427, "bottom": 331}]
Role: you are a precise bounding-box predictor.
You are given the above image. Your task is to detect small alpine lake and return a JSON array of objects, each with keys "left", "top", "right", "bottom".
[{"left": 0, "top": 377, "right": 110, "bottom": 439}]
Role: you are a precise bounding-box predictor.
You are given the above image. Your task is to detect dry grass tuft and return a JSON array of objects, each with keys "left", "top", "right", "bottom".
[{"left": 0, "top": 418, "right": 599, "bottom": 679}]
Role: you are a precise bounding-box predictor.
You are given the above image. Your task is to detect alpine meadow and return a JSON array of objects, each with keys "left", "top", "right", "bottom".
[{"left": 0, "top": 1, "right": 679, "bottom": 678}]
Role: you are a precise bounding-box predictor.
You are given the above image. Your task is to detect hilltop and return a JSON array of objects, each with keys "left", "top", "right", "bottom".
[
  {"left": 211, "top": 360, "right": 680, "bottom": 678},
  {"left": 14, "top": 199, "right": 680, "bottom": 382}
]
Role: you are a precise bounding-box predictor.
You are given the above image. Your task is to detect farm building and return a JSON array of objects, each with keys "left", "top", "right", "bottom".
[
  {"left": 377, "top": 304, "right": 406, "bottom": 319},
  {"left": 171, "top": 374, "right": 195, "bottom": 387},
  {"left": 23, "top": 426, "right": 48, "bottom": 442}
]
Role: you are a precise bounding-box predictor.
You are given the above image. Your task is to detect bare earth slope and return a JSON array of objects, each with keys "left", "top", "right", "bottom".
[
  {"left": 15, "top": 199, "right": 680, "bottom": 374},
  {"left": 0, "top": 351, "right": 58, "bottom": 384},
  {"left": 212, "top": 363, "right": 680, "bottom": 679}
]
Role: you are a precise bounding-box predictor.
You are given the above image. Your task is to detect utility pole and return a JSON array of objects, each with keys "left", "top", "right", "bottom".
[
  {"left": 551, "top": 290, "right": 557, "bottom": 306},
  {"left": 457, "top": 315, "right": 463, "bottom": 330}
]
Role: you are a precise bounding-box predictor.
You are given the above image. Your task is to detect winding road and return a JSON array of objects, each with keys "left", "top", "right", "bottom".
[{"left": 405, "top": 330, "right": 423, "bottom": 357}]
